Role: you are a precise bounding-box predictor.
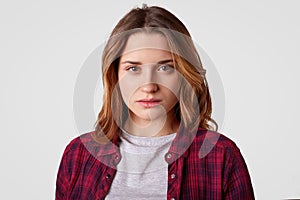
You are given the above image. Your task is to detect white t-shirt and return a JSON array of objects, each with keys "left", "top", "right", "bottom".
[{"left": 105, "top": 131, "right": 176, "bottom": 200}]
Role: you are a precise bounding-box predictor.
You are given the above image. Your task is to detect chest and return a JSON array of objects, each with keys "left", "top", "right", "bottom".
[{"left": 67, "top": 155, "right": 225, "bottom": 200}]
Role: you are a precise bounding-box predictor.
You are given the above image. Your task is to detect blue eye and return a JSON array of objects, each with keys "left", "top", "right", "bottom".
[
  {"left": 158, "top": 65, "right": 173, "bottom": 71},
  {"left": 127, "top": 66, "right": 138, "bottom": 72}
]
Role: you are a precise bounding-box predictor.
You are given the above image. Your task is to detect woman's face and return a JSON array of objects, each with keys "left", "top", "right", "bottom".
[{"left": 118, "top": 32, "right": 181, "bottom": 126}]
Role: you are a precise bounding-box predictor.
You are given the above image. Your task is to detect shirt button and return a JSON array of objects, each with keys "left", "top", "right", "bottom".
[
  {"left": 170, "top": 174, "right": 176, "bottom": 179},
  {"left": 170, "top": 198, "right": 175, "bottom": 200},
  {"left": 115, "top": 155, "right": 119, "bottom": 160},
  {"left": 106, "top": 174, "right": 111, "bottom": 180},
  {"left": 166, "top": 153, "right": 172, "bottom": 159}
]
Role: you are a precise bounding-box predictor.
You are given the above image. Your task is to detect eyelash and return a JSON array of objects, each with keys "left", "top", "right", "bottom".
[
  {"left": 158, "top": 64, "right": 173, "bottom": 71},
  {"left": 126, "top": 66, "right": 135, "bottom": 71},
  {"left": 125, "top": 64, "right": 174, "bottom": 72}
]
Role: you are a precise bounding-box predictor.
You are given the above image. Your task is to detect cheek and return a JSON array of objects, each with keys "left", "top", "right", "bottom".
[
  {"left": 157, "top": 75, "right": 182, "bottom": 97},
  {"left": 118, "top": 74, "right": 139, "bottom": 104},
  {"left": 164, "top": 88, "right": 179, "bottom": 104}
]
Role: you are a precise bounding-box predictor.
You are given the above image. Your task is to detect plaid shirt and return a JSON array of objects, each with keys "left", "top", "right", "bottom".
[{"left": 56, "top": 127, "right": 255, "bottom": 199}]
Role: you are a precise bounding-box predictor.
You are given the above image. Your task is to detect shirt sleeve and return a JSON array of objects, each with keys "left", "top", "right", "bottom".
[
  {"left": 55, "top": 144, "right": 72, "bottom": 200},
  {"left": 223, "top": 143, "right": 255, "bottom": 199}
]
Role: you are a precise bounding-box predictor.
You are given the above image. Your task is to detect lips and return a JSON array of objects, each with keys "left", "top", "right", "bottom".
[{"left": 136, "top": 98, "right": 162, "bottom": 108}]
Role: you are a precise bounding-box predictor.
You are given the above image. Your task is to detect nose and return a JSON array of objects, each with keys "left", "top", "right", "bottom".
[
  {"left": 141, "top": 83, "right": 158, "bottom": 93},
  {"left": 139, "top": 66, "right": 158, "bottom": 93}
]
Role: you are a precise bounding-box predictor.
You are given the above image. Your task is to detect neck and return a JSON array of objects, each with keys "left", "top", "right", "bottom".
[{"left": 123, "top": 111, "right": 180, "bottom": 137}]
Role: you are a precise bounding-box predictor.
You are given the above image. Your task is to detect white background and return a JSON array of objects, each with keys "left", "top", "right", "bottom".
[{"left": 1, "top": 0, "right": 299, "bottom": 199}]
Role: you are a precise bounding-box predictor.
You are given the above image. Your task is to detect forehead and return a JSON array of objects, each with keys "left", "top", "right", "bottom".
[
  {"left": 120, "top": 32, "right": 172, "bottom": 63},
  {"left": 124, "top": 32, "right": 170, "bottom": 52}
]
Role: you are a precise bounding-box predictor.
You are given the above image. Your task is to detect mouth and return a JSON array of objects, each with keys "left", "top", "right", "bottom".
[{"left": 136, "top": 98, "right": 162, "bottom": 108}]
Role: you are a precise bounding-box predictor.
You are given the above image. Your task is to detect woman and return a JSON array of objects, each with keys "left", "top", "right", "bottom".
[{"left": 56, "top": 5, "right": 255, "bottom": 200}]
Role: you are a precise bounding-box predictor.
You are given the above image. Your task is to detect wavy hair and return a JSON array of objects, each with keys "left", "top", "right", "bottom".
[{"left": 94, "top": 5, "right": 218, "bottom": 142}]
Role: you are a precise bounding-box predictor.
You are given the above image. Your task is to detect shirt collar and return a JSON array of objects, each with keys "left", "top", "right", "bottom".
[{"left": 80, "top": 126, "right": 201, "bottom": 166}]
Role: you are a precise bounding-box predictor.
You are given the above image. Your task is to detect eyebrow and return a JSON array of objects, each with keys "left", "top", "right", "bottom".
[{"left": 120, "top": 59, "right": 173, "bottom": 65}]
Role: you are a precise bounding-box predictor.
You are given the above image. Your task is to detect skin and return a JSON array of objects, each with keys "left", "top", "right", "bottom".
[{"left": 118, "top": 32, "right": 181, "bottom": 137}]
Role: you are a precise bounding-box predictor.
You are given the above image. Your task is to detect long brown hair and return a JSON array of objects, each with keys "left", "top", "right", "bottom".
[{"left": 94, "top": 5, "right": 218, "bottom": 142}]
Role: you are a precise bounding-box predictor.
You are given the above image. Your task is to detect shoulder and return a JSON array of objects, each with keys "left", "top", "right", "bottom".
[
  {"left": 61, "top": 131, "right": 119, "bottom": 166},
  {"left": 191, "top": 129, "right": 255, "bottom": 198},
  {"left": 192, "top": 128, "right": 241, "bottom": 158},
  {"left": 194, "top": 128, "right": 238, "bottom": 148},
  {"left": 61, "top": 131, "right": 96, "bottom": 158},
  {"left": 189, "top": 128, "right": 251, "bottom": 177}
]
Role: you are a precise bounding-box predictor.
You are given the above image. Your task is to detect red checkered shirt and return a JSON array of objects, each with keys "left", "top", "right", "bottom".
[{"left": 56, "top": 127, "right": 255, "bottom": 199}]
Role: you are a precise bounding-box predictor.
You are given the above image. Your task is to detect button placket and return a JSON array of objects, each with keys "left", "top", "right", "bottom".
[{"left": 167, "top": 155, "right": 180, "bottom": 200}]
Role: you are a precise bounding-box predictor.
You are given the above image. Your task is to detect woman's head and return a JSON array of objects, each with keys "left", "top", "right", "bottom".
[
  {"left": 117, "top": 32, "right": 182, "bottom": 137},
  {"left": 95, "top": 5, "right": 217, "bottom": 141}
]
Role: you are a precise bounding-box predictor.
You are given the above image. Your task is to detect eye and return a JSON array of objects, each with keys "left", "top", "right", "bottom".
[
  {"left": 126, "top": 66, "right": 139, "bottom": 72},
  {"left": 158, "top": 64, "right": 173, "bottom": 71}
]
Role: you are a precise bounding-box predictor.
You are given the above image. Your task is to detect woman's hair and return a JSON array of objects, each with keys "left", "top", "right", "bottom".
[{"left": 94, "top": 5, "right": 218, "bottom": 142}]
